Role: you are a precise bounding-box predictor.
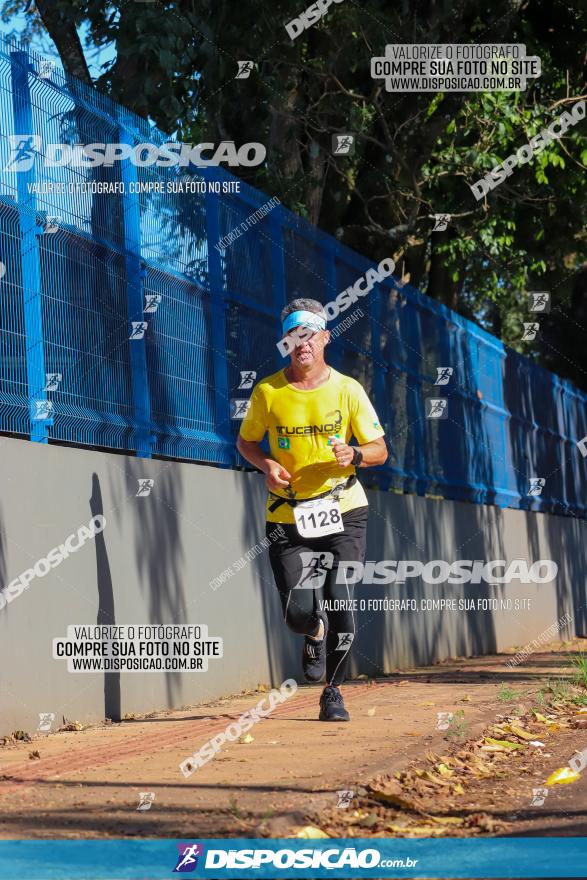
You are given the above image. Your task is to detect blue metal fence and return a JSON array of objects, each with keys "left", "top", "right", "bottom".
[{"left": 0, "top": 39, "right": 585, "bottom": 518}]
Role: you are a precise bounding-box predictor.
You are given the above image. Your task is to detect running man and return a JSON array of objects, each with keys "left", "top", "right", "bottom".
[{"left": 236, "top": 298, "right": 387, "bottom": 722}]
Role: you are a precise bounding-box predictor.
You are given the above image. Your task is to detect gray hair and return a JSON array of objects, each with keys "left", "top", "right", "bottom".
[{"left": 280, "top": 298, "right": 327, "bottom": 323}]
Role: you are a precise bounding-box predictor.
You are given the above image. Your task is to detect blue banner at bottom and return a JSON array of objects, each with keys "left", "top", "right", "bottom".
[{"left": 1, "top": 837, "right": 586, "bottom": 879}]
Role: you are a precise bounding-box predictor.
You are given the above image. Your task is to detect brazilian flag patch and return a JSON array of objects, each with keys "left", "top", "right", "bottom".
[{"left": 278, "top": 436, "right": 290, "bottom": 449}]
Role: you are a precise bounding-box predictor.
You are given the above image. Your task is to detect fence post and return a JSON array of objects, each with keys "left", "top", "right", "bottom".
[
  {"left": 324, "top": 243, "right": 344, "bottom": 371},
  {"left": 10, "top": 50, "right": 49, "bottom": 443},
  {"left": 202, "top": 166, "right": 231, "bottom": 463},
  {"left": 369, "top": 279, "right": 391, "bottom": 488},
  {"left": 408, "top": 305, "right": 428, "bottom": 496},
  {"left": 270, "top": 207, "right": 287, "bottom": 366},
  {"left": 118, "top": 113, "right": 153, "bottom": 458}
]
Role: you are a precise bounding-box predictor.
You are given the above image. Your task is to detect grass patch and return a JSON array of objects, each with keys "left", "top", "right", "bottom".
[
  {"left": 570, "top": 652, "right": 587, "bottom": 689},
  {"left": 12, "top": 730, "right": 31, "bottom": 742},
  {"left": 497, "top": 684, "right": 518, "bottom": 702},
  {"left": 546, "top": 677, "right": 575, "bottom": 701},
  {"left": 445, "top": 709, "right": 470, "bottom": 741},
  {"left": 228, "top": 795, "right": 244, "bottom": 820}
]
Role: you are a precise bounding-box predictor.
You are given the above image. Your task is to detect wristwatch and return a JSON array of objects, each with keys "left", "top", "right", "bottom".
[{"left": 351, "top": 447, "right": 363, "bottom": 467}]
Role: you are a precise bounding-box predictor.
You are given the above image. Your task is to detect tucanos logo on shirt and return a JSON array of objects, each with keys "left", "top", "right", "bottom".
[{"left": 276, "top": 409, "right": 342, "bottom": 438}]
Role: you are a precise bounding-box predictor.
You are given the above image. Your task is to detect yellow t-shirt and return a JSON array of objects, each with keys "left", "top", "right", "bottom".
[{"left": 239, "top": 367, "right": 385, "bottom": 523}]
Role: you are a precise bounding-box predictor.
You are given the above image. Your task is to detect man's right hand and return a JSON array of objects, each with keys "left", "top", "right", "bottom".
[{"left": 264, "top": 460, "right": 292, "bottom": 491}]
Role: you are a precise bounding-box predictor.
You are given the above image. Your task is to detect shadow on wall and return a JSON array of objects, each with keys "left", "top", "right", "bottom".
[
  {"left": 0, "top": 502, "right": 6, "bottom": 600},
  {"left": 348, "top": 294, "right": 504, "bottom": 674},
  {"left": 233, "top": 473, "right": 520, "bottom": 682},
  {"left": 233, "top": 470, "right": 504, "bottom": 684},
  {"left": 90, "top": 473, "right": 121, "bottom": 722},
  {"left": 354, "top": 493, "right": 499, "bottom": 676},
  {"left": 119, "top": 459, "right": 186, "bottom": 709},
  {"left": 503, "top": 347, "right": 586, "bottom": 639},
  {"left": 543, "top": 510, "right": 586, "bottom": 638}
]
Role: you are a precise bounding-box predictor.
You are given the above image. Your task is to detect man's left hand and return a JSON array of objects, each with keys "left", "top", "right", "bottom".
[{"left": 330, "top": 439, "right": 355, "bottom": 468}]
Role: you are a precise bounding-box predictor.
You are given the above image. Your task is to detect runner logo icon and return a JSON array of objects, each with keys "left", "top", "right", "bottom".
[
  {"left": 435, "top": 367, "right": 453, "bottom": 385},
  {"left": 238, "top": 370, "right": 257, "bottom": 389},
  {"left": 426, "top": 398, "right": 448, "bottom": 419},
  {"left": 6, "top": 134, "right": 41, "bottom": 171},
  {"left": 173, "top": 843, "right": 204, "bottom": 872},
  {"left": 336, "top": 632, "right": 354, "bottom": 650},
  {"left": 137, "top": 791, "right": 155, "bottom": 811},
  {"left": 336, "top": 789, "right": 355, "bottom": 808},
  {"left": 294, "top": 551, "right": 334, "bottom": 589}
]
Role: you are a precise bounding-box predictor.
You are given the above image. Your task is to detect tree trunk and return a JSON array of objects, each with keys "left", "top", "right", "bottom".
[{"left": 35, "top": 0, "right": 92, "bottom": 84}]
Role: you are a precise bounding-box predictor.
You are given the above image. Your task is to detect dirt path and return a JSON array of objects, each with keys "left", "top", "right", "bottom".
[{"left": 0, "top": 640, "right": 585, "bottom": 839}]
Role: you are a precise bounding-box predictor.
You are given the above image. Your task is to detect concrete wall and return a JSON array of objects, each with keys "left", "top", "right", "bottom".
[{"left": 0, "top": 435, "right": 585, "bottom": 732}]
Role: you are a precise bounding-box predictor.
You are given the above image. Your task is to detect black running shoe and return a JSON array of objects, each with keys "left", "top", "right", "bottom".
[
  {"left": 302, "top": 612, "right": 328, "bottom": 682},
  {"left": 319, "top": 685, "right": 350, "bottom": 722}
]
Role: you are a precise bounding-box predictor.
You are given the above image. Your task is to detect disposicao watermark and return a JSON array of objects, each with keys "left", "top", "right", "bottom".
[
  {"left": 53, "top": 623, "right": 222, "bottom": 673},
  {"left": 371, "top": 44, "right": 541, "bottom": 92},
  {"left": 277, "top": 258, "right": 395, "bottom": 357},
  {"left": 210, "top": 525, "right": 285, "bottom": 591},
  {"left": 505, "top": 612, "right": 573, "bottom": 668},
  {"left": 215, "top": 197, "right": 280, "bottom": 252},
  {"left": 470, "top": 100, "right": 585, "bottom": 200},
  {"left": 329, "top": 307, "right": 364, "bottom": 340},
  {"left": 0, "top": 516, "right": 106, "bottom": 610},
  {"left": 335, "top": 558, "right": 558, "bottom": 585},
  {"left": 179, "top": 678, "right": 298, "bottom": 777},
  {"left": 6, "top": 136, "right": 266, "bottom": 171},
  {"left": 199, "top": 848, "right": 418, "bottom": 871},
  {"left": 285, "top": 0, "right": 345, "bottom": 42}
]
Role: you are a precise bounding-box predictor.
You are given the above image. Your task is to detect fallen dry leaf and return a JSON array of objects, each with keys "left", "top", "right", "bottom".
[
  {"left": 426, "top": 814, "right": 465, "bottom": 826},
  {"left": 483, "top": 737, "right": 525, "bottom": 751},
  {"left": 502, "top": 723, "right": 536, "bottom": 741},
  {"left": 423, "top": 771, "right": 453, "bottom": 787},
  {"left": 468, "top": 813, "right": 510, "bottom": 833},
  {"left": 368, "top": 779, "right": 422, "bottom": 812},
  {"left": 295, "top": 825, "right": 329, "bottom": 839},
  {"left": 386, "top": 823, "right": 447, "bottom": 837},
  {"left": 546, "top": 767, "right": 581, "bottom": 786},
  {"left": 59, "top": 721, "right": 83, "bottom": 732}
]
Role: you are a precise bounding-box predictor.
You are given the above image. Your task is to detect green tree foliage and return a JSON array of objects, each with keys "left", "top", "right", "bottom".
[{"left": 4, "top": 0, "right": 586, "bottom": 386}]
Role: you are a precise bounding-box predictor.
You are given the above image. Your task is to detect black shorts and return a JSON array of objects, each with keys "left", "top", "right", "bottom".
[{"left": 266, "top": 506, "right": 368, "bottom": 685}]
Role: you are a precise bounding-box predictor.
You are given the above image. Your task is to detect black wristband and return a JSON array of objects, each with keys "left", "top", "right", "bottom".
[{"left": 351, "top": 447, "right": 363, "bottom": 467}]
